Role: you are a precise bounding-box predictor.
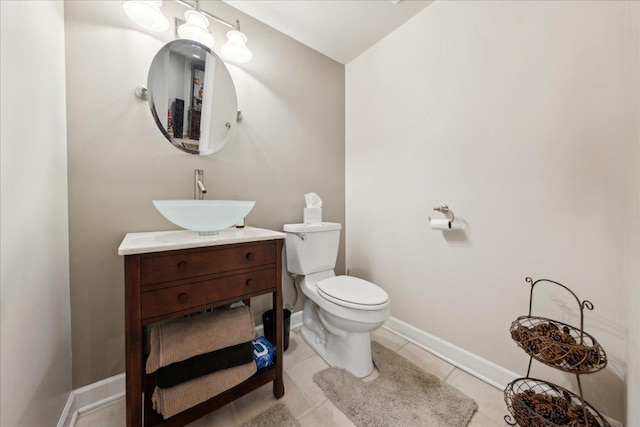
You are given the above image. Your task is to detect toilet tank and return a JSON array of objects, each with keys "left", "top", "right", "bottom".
[{"left": 283, "top": 222, "right": 342, "bottom": 275}]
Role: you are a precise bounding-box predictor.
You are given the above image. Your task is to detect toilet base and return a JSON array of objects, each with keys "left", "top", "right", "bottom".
[{"left": 301, "top": 322, "right": 374, "bottom": 378}]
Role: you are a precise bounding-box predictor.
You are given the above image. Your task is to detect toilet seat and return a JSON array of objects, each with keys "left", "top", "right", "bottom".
[{"left": 317, "top": 276, "right": 389, "bottom": 311}]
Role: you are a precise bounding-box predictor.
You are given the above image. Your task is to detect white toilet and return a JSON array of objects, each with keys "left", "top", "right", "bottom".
[{"left": 283, "top": 222, "right": 390, "bottom": 378}]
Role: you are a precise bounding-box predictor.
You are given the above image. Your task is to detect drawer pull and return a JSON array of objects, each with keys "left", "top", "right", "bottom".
[
  {"left": 245, "top": 252, "right": 255, "bottom": 261},
  {"left": 246, "top": 279, "right": 253, "bottom": 287},
  {"left": 178, "top": 293, "right": 189, "bottom": 304},
  {"left": 177, "top": 261, "right": 188, "bottom": 271}
]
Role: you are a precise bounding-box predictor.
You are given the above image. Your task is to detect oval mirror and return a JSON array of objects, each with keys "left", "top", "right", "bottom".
[{"left": 147, "top": 40, "right": 238, "bottom": 155}]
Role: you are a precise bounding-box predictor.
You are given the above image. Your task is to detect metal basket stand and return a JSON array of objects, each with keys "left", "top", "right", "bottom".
[{"left": 504, "top": 277, "right": 610, "bottom": 427}]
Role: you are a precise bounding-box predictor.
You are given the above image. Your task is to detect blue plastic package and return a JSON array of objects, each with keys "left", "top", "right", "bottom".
[{"left": 252, "top": 336, "right": 274, "bottom": 369}]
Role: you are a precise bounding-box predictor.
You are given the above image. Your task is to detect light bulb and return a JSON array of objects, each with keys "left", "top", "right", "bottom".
[
  {"left": 221, "top": 30, "right": 252, "bottom": 63},
  {"left": 122, "top": 1, "right": 169, "bottom": 32},
  {"left": 177, "top": 10, "right": 215, "bottom": 48}
]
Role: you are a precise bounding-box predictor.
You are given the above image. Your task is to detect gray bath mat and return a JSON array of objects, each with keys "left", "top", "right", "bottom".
[
  {"left": 314, "top": 341, "right": 478, "bottom": 427},
  {"left": 241, "top": 403, "right": 300, "bottom": 427}
]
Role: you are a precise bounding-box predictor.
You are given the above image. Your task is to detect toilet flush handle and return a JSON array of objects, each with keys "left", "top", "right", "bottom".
[
  {"left": 293, "top": 232, "right": 306, "bottom": 241},
  {"left": 317, "top": 311, "right": 347, "bottom": 337}
]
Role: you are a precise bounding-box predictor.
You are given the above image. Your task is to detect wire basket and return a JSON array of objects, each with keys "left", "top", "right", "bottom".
[
  {"left": 510, "top": 316, "right": 606, "bottom": 374},
  {"left": 504, "top": 377, "right": 610, "bottom": 427}
]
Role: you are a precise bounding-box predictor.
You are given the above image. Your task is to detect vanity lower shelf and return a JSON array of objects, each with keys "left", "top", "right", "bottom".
[{"left": 143, "top": 367, "right": 278, "bottom": 427}]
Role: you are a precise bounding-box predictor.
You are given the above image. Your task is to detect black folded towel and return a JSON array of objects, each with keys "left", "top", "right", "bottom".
[{"left": 156, "top": 342, "right": 254, "bottom": 389}]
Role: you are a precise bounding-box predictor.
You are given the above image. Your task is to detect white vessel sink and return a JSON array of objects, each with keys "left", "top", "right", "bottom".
[{"left": 153, "top": 200, "right": 255, "bottom": 234}]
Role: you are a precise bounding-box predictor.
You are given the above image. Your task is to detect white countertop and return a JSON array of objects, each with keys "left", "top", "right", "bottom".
[{"left": 118, "top": 227, "right": 285, "bottom": 255}]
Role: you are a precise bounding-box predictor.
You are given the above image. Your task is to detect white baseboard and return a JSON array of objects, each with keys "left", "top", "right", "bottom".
[
  {"left": 56, "top": 312, "right": 304, "bottom": 426},
  {"left": 383, "top": 316, "right": 519, "bottom": 389},
  {"left": 56, "top": 373, "right": 125, "bottom": 427},
  {"left": 290, "top": 310, "right": 303, "bottom": 330}
]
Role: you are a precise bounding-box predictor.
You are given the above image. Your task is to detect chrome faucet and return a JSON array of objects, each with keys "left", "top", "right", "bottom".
[{"left": 194, "top": 169, "right": 207, "bottom": 200}]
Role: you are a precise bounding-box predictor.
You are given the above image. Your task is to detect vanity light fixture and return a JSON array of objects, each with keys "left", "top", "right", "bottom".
[
  {"left": 221, "top": 21, "right": 253, "bottom": 64},
  {"left": 176, "top": 0, "right": 253, "bottom": 63},
  {"left": 177, "top": 8, "right": 215, "bottom": 48},
  {"left": 122, "top": 1, "right": 170, "bottom": 32},
  {"left": 124, "top": 0, "right": 253, "bottom": 62}
]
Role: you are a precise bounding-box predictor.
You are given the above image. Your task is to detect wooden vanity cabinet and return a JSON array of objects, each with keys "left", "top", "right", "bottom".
[{"left": 123, "top": 237, "right": 285, "bottom": 427}]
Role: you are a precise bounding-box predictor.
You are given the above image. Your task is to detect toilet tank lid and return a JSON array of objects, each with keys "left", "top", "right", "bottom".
[{"left": 283, "top": 222, "right": 342, "bottom": 233}]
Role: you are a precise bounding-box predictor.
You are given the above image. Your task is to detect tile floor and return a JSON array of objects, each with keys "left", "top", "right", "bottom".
[{"left": 76, "top": 327, "right": 508, "bottom": 426}]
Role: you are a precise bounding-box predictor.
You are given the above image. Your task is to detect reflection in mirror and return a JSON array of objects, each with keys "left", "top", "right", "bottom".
[{"left": 147, "top": 40, "right": 238, "bottom": 155}]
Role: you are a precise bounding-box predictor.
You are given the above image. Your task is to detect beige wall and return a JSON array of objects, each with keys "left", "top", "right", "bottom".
[
  {"left": 65, "top": 1, "right": 344, "bottom": 388},
  {"left": 622, "top": 3, "right": 640, "bottom": 425},
  {"left": 346, "top": 1, "right": 638, "bottom": 422},
  {"left": 1, "top": 1, "right": 72, "bottom": 425}
]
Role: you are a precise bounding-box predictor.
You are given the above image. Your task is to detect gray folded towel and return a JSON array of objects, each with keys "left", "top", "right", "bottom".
[
  {"left": 146, "top": 306, "right": 255, "bottom": 374},
  {"left": 152, "top": 360, "right": 257, "bottom": 419}
]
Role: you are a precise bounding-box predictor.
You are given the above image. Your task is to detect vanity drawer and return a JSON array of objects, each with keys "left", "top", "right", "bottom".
[
  {"left": 140, "top": 243, "right": 275, "bottom": 285},
  {"left": 141, "top": 268, "right": 275, "bottom": 320}
]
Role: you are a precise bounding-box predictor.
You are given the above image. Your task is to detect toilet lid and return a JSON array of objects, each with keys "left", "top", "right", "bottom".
[{"left": 317, "top": 276, "right": 389, "bottom": 309}]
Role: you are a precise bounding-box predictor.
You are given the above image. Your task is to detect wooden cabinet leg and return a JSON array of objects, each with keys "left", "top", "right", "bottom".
[
  {"left": 273, "top": 377, "right": 285, "bottom": 398},
  {"left": 273, "top": 285, "right": 285, "bottom": 398},
  {"left": 125, "top": 345, "right": 143, "bottom": 427},
  {"left": 125, "top": 255, "right": 143, "bottom": 427},
  {"left": 273, "top": 240, "right": 285, "bottom": 398}
]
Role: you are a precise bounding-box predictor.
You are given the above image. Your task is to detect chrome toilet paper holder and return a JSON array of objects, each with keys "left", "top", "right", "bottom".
[{"left": 431, "top": 204, "right": 455, "bottom": 223}]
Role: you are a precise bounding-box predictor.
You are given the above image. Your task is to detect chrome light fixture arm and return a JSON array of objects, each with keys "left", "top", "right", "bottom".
[{"left": 175, "top": 0, "right": 235, "bottom": 30}]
